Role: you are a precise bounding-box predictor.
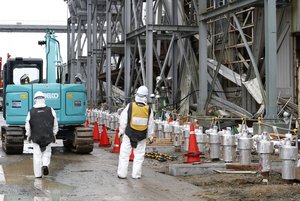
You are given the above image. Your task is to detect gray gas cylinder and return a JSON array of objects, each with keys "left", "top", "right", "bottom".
[
  {"left": 156, "top": 120, "right": 164, "bottom": 138},
  {"left": 172, "top": 121, "right": 182, "bottom": 147},
  {"left": 195, "top": 126, "right": 207, "bottom": 153},
  {"left": 257, "top": 131, "right": 273, "bottom": 173},
  {"left": 221, "top": 127, "right": 236, "bottom": 163},
  {"left": 163, "top": 122, "right": 171, "bottom": 138},
  {"left": 209, "top": 126, "right": 220, "bottom": 160},
  {"left": 183, "top": 123, "right": 190, "bottom": 152},
  {"left": 280, "top": 138, "right": 298, "bottom": 180},
  {"left": 238, "top": 129, "right": 253, "bottom": 165}
]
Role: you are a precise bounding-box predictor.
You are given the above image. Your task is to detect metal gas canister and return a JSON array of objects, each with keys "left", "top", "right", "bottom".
[
  {"left": 257, "top": 131, "right": 273, "bottom": 173},
  {"left": 238, "top": 129, "right": 253, "bottom": 165},
  {"left": 280, "top": 137, "right": 298, "bottom": 180}
]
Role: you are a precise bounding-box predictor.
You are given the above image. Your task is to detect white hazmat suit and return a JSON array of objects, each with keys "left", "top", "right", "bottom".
[
  {"left": 117, "top": 86, "right": 154, "bottom": 179},
  {"left": 25, "top": 91, "right": 58, "bottom": 178}
]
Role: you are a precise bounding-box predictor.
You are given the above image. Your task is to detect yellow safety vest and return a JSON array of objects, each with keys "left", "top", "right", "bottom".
[{"left": 129, "top": 102, "right": 150, "bottom": 131}]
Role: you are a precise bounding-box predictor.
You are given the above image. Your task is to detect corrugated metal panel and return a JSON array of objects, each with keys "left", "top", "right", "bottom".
[
  {"left": 292, "top": 0, "right": 300, "bottom": 33},
  {"left": 277, "top": 7, "right": 293, "bottom": 98}
]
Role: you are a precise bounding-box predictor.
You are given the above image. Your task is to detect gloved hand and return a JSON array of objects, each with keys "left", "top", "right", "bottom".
[
  {"left": 118, "top": 133, "right": 124, "bottom": 138},
  {"left": 149, "top": 137, "right": 154, "bottom": 144}
]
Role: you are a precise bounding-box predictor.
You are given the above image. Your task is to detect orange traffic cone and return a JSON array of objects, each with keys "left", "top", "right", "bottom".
[
  {"left": 184, "top": 122, "right": 200, "bottom": 163},
  {"left": 99, "top": 124, "right": 111, "bottom": 147},
  {"left": 93, "top": 121, "right": 100, "bottom": 142},
  {"left": 112, "top": 128, "right": 121, "bottom": 153},
  {"left": 129, "top": 148, "right": 134, "bottom": 161}
]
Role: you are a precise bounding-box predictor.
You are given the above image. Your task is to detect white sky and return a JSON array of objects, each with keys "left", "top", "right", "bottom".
[{"left": 0, "top": 0, "right": 68, "bottom": 66}]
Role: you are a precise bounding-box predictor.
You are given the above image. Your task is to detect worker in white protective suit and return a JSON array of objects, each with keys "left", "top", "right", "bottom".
[
  {"left": 25, "top": 91, "right": 58, "bottom": 178},
  {"left": 117, "top": 85, "right": 154, "bottom": 179}
]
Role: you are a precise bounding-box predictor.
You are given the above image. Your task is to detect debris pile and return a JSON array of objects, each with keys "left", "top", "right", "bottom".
[{"left": 145, "top": 151, "right": 177, "bottom": 162}]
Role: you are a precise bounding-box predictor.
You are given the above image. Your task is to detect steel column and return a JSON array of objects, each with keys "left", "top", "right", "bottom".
[
  {"left": 172, "top": 0, "right": 178, "bottom": 108},
  {"left": 198, "top": 0, "right": 208, "bottom": 115},
  {"left": 70, "top": 17, "right": 76, "bottom": 83},
  {"left": 146, "top": 0, "right": 154, "bottom": 96},
  {"left": 77, "top": 19, "right": 82, "bottom": 79},
  {"left": 106, "top": 0, "right": 112, "bottom": 107},
  {"left": 92, "top": 3, "right": 98, "bottom": 106},
  {"left": 86, "top": 0, "right": 92, "bottom": 105},
  {"left": 264, "top": 0, "right": 278, "bottom": 118},
  {"left": 124, "top": 0, "right": 131, "bottom": 103}
]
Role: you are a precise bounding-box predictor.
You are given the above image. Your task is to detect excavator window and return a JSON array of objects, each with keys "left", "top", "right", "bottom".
[
  {"left": 3, "top": 58, "right": 43, "bottom": 86},
  {"left": 13, "top": 68, "right": 39, "bottom": 84}
]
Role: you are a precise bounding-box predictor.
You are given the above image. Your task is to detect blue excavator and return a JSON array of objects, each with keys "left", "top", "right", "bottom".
[{"left": 1, "top": 30, "right": 94, "bottom": 154}]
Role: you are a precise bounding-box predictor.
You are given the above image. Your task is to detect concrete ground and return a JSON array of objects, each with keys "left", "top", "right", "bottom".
[
  {"left": 0, "top": 142, "right": 204, "bottom": 201},
  {"left": 1, "top": 112, "right": 300, "bottom": 201},
  {"left": 0, "top": 111, "right": 205, "bottom": 201}
]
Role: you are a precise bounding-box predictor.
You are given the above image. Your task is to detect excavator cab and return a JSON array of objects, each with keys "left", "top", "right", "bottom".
[{"left": 2, "top": 58, "right": 43, "bottom": 120}]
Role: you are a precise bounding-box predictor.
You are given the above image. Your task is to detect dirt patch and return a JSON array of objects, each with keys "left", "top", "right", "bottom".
[
  {"left": 143, "top": 152, "right": 300, "bottom": 201},
  {"left": 181, "top": 173, "right": 300, "bottom": 201}
]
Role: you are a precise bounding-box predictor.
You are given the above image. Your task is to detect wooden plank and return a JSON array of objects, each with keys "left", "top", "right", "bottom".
[
  {"left": 148, "top": 137, "right": 174, "bottom": 146},
  {"left": 214, "top": 169, "right": 257, "bottom": 174},
  {"left": 226, "top": 163, "right": 259, "bottom": 171}
]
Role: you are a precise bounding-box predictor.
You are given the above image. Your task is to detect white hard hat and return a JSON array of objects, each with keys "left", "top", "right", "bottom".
[
  {"left": 136, "top": 85, "right": 148, "bottom": 97},
  {"left": 34, "top": 91, "right": 45, "bottom": 99}
]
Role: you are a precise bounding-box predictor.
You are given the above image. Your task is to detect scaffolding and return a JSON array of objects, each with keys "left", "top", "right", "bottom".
[{"left": 65, "top": 0, "right": 294, "bottom": 119}]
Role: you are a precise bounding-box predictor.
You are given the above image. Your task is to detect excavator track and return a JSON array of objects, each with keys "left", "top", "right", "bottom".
[
  {"left": 63, "top": 127, "right": 94, "bottom": 154},
  {"left": 1, "top": 126, "right": 24, "bottom": 154}
]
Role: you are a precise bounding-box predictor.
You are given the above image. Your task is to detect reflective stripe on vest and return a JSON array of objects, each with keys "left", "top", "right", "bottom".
[{"left": 130, "top": 102, "right": 149, "bottom": 131}]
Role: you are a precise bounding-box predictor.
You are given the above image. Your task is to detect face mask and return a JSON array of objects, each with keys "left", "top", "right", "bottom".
[
  {"left": 135, "top": 95, "right": 147, "bottom": 104},
  {"left": 34, "top": 98, "right": 46, "bottom": 105},
  {"left": 140, "top": 96, "right": 147, "bottom": 103}
]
